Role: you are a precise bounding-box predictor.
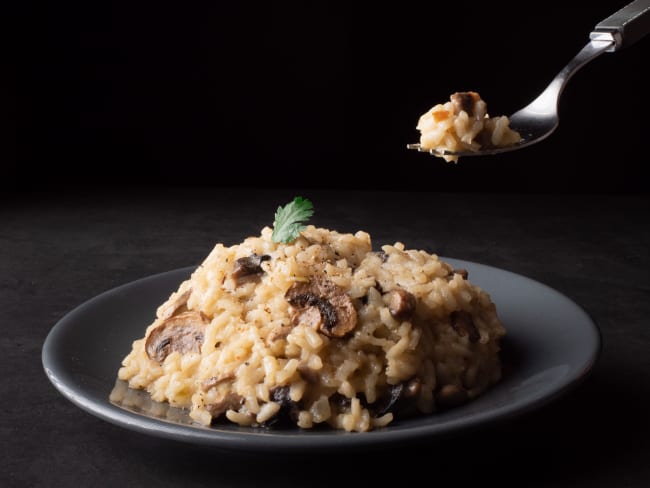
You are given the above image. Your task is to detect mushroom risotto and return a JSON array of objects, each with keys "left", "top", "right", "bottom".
[
  {"left": 117, "top": 220, "right": 506, "bottom": 432},
  {"left": 416, "top": 91, "right": 521, "bottom": 162}
]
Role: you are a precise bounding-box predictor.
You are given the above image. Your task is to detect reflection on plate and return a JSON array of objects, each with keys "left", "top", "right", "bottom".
[{"left": 42, "top": 259, "right": 600, "bottom": 452}]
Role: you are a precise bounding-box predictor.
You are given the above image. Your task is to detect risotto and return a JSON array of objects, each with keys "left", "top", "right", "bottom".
[
  {"left": 117, "top": 225, "right": 505, "bottom": 432},
  {"left": 416, "top": 91, "right": 521, "bottom": 162}
]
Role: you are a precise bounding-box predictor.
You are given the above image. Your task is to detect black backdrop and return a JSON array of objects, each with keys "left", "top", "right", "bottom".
[{"left": 16, "top": 1, "right": 650, "bottom": 193}]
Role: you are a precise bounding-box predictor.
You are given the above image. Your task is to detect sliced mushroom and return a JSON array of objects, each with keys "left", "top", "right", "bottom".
[
  {"left": 285, "top": 276, "right": 357, "bottom": 338},
  {"left": 435, "top": 384, "right": 469, "bottom": 409},
  {"left": 231, "top": 253, "right": 271, "bottom": 285},
  {"left": 330, "top": 392, "right": 351, "bottom": 411},
  {"left": 451, "top": 268, "right": 469, "bottom": 280},
  {"left": 376, "top": 377, "right": 422, "bottom": 417},
  {"left": 387, "top": 288, "right": 417, "bottom": 321},
  {"left": 145, "top": 311, "right": 209, "bottom": 363},
  {"left": 158, "top": 288, "right": 192, "bottom": 320},
  {"left": 206, "top": 393, "right": 244, "bottom": 419},
  {"left": 450, "top": 91, "right": 480, "bottom": 117},
  {"left": 263, "top": 386, "right": 301, "bottom": 427},
  {"left": 286, "top": 276, "right": 339, "bottom": 302},
  {"left": 327, "top": 295, "right": 357, "bottom": 337},
  {"left": 201, "top": 373, "right": 235, "bottom": 392},
  {"left": 291, "top": 306, "right": 324, "bottom": 330},
  {"left": 450, "top": 310, "right": 480, "bottom": 342}
]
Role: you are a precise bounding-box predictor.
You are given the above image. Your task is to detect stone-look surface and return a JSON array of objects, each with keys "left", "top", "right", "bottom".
[{"left": 2, "top": 188, "right": 649, "bottom": 487}]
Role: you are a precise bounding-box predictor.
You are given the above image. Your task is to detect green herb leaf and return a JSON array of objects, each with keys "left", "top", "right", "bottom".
[{"left": 272, "top": 197, "right": 314, "bottom": 244}]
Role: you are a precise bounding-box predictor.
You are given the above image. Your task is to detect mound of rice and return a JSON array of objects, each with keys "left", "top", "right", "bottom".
[
  {"left": 117, "top": 225, "right": 505, "bottom": 432},
  {"left": 416, "top": 91, "right": 521, "bottom": 162}
]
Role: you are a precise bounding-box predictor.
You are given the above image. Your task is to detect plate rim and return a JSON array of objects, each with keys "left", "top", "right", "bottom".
[{"left": 42, "top": 258, "right": 601, "bottom": 451}]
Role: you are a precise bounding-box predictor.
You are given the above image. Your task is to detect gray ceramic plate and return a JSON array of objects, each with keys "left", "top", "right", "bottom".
[{"left": 42, "top": 259, "right": 600, "bottom": 452}]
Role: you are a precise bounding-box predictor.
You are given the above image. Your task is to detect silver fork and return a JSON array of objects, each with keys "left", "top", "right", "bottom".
[{"left": 407, "top": 0, "right": 650, "bottom": 159}]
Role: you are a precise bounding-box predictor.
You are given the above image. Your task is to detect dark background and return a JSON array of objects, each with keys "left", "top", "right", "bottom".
[
  {"left": 15, "top": 1, "right": 650, "bottom": 194},
  {"left": 6, "top": 3, "right": 650, "bottom": 486}
]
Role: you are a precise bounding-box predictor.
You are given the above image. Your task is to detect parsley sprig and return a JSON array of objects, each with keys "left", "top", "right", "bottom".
[{"left": 272, "top": 197, "right": 314, "bottom": 244}]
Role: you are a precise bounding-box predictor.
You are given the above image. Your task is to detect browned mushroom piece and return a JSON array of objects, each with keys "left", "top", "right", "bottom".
[
  {"left": 450, "top": 91, "right": 480, "bottom": 117},
  {"left": 451, "top": 268, "right": 469, "bottom": 280},
  {"left": 376, "top": 377, "right": 422, "bottom": 417},
  {"left": 206, "top": 393, "right": 245, "bottom": 419},
  {"left": 285, "top": 276, "right": 357, "bottom": 338},
  {"left": 450, "top": 310, "right": 481, "bottom": 343},
  {"left": 231, "top": 253, "right": 271, "bottom": 285},
  {"left": 387, "top": 288, "right": 417, "bottom": 321},
  {"left": 291, "top": 306, "right": 323, "bottom": 330},
  {"left": 435, "top": 384, "right": 469, "bottom": 409},
  {"left": 158, "top": 288, "right": 192, "bottom": 320},
  {"left": 145, "top": 311, "right": 209, "bottom": 363},
  {"left": 200, "top": 373, "right": 235, "bottom": 392},
  {"left": 263, "top": 386, "right": 301, "bottom": 427},
  {"left": 327, "top": 295, "right": 357, "bottom": 337}
]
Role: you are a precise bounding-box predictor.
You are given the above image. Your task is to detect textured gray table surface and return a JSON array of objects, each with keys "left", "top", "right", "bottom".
[{"left": 3, "top": 188, "right": 649, "bottom": 487}]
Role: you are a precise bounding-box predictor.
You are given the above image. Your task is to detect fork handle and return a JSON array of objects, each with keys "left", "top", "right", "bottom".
[{"left": 591, "top": 0, "right": 650, "bottom": 50}]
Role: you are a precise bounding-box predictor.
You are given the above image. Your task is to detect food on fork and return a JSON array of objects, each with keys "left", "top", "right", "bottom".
[
  {"left": 416, "top": 91, "right": 522, "bottom": 162},
  {"left": 115, "top": 198, "right": 506, "bottom": 432}
]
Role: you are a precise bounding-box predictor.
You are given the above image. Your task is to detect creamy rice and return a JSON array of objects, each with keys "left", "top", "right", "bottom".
[
  {"left": 416, "top": 91, "right": 521, "bottom": 162},
  {"left": 117, "top": 225, "right": 505, "bottom": 432}
]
